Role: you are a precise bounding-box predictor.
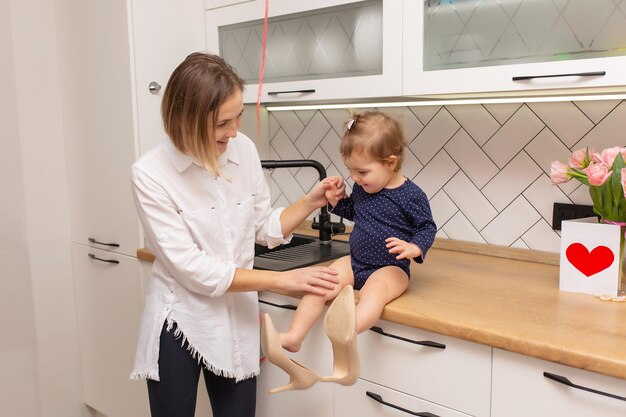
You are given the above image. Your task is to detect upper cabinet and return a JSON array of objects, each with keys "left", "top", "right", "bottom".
[
  {"left": 403, "top": 0, "right": 626, "bottom": 97},
  {"left": 205, "top": 0, "right": 402, "bottom": 103}
]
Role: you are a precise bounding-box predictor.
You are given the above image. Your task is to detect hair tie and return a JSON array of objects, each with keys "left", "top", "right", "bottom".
[{"left": 347, "top": 119, "right": 355, "bottom": 130}]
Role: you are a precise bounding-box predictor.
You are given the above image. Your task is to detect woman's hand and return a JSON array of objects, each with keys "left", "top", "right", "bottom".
[
  {"left": 277, "top": 266, "right": 339, "bottom": 295},
  {"left": 385, "top": 237, "right": 422, "bottom": 260}
]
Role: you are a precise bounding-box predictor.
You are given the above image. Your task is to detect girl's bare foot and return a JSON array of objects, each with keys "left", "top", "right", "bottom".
[{"left": 280, "top": 332, "right": 302, "bottom": 353}]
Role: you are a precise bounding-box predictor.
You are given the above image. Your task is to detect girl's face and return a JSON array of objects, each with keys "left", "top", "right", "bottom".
[
  {"left": 213, "top": 89, "right": 244, "bottom": 154},
  {"left": 344, "top": 152, "right": 402, "bottom": 193}
]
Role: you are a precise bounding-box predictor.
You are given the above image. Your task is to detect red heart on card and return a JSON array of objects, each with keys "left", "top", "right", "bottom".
[{"left": 565, "top": 243, "right": 614, "bottom": 277}]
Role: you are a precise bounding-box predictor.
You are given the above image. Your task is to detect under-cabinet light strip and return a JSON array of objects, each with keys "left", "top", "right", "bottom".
[{"left": 265, "top": 94, "right": 626, "bottom": 111}]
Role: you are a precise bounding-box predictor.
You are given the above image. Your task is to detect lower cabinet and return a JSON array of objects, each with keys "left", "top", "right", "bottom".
[
  {"left": 334, "top": 379, "right": 471, "bottom": 417},
  {"left": 358, "top": 320, "right": 492, "bottom": 417},
  {"left": 256, "top": 291, "right": 334, "bottom": 417},
  {"left": 72, "top": 244, "right": 148, "bottom": 417},
  {"left": 492, "top": 348, "right": 626, "bottom": 417}
]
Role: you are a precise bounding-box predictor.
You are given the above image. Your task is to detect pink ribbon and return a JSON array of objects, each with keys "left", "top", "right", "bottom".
[{"left": 600, "top": 219, "right": 626, "bottom": 237}]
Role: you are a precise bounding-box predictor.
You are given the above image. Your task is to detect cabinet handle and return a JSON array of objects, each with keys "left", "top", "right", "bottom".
[
  {"left": 259, "top": 299, "right": 297, "bottom": 311},
  {"left": 543, "top": 372, "right": 626, "bottom": 402},
  {"left": 88, "top": 238, "right": 120, "bottom": 248},
  {"left": 369, "top": 326, "right": 446, "bottom": 349},
  {"left": 512, "top": 71, "right": 606, "bottom": 81},
  {"left": 267, "top": 89, "right": 316, "bottom": 95},
  {"left": 366, "top": 391, "right": 440, "bottom": 417},
  {"left": 88, "top": 253, "right": 119, "bottom": 264}
]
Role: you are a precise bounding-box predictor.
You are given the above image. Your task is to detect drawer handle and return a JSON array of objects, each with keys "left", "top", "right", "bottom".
[
  {"left": 543, "top": 372, "right": 626, "bottom": 402},
  {"left": 512, "top": 71, "right": 606, "bottom": 81},
  {"left": 88, "top": 237, "right": 120, "bottom": 248},
  {"left": 88, "top": 253, "right": 119, "bottom": 264},
  {"left": 370, "top": 326, "right": 446, "bottom": 349},
  {"left": 259, "top": 299, "right": 297, "bottom": 311},
  {"left": 267, "top": 89, "right": 316, "bottom": 95},
  {"left": 366, "top": 391, "right": 440, "bottom": 417}
]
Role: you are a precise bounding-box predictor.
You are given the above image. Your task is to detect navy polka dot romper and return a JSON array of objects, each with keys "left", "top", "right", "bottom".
[{"left": 330, "top": 179, "right": 437, "bottom": 290}]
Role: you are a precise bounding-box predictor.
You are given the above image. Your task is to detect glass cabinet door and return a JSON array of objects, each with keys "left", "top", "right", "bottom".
[
  {"left": 424, "top": 0, "right": 626, "bottom": 71},
  {"left": 206, "top": 0, "right": 402, "bottom": 103},
  {"left": 219, "top": 0, "right": 383, "bottom": 83},
  {"left": 403, "top": 0, "right": 626, "bottom": 96}
]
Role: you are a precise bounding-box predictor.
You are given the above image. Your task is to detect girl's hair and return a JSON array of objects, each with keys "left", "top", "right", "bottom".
[
  {"left": 340, "top": 110, "right": 406, "bottom": 171},
  {"left": 161, "top": 52, "right": 244, "bottom": 176}
]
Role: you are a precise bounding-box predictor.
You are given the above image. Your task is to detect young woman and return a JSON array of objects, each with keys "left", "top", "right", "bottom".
[{"left": 129, "top": 52, "right": 340, "bottom": 417}]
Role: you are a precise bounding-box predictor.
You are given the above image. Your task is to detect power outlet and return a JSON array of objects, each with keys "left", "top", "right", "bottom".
[{"left": 552, "top": 203, "right": 597, "bottom": 230}]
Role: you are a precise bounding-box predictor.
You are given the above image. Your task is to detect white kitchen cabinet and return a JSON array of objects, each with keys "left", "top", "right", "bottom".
[
  {"left": 256, "top": 291, "right": 334, "bottom": 417},
  {"left": 72, "top": 244, "right": 147, "bottom": 417},
  {"left": 357, "top": 320, "right": 492, "bottom": 417},
  {"left": 62, "top": 1, "right": 206, "bottom": 415},
  {"left": 492, "top": 348, "right": 626, "bottom": 417},
  {"left": 205, "top": 0, "right": 402, "bottom": 104},
  {"left": 403, "top": 0, "right": 626, "bottom": 97},
  {"left": 335, "top": 379, "right": 471, "bottom": 417}
]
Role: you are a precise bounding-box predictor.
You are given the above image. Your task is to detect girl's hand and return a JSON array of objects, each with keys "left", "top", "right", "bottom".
[
  {"left": 385, "top": 237, "right": 422, "bottom": 260},
  {"left": 322, "top": 176, "right": 346, "bottom": 207},
  {"left": 278, "top": 266, "right": 339, "bottom": 295}
]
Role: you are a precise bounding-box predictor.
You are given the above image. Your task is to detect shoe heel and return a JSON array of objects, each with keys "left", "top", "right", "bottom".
[
  {"left": 261, "top": 314, "right": 319, "bottom": 394},
  {"left": 320, "top": 285, "right": 360, "bottom": 386}
]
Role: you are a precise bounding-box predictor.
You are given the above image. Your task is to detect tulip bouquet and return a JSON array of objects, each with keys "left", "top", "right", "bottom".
[{"left": 550, "top": 146, "right": 626, "bottom": 223}]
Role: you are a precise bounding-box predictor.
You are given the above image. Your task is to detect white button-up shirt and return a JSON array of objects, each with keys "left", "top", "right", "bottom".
[{"left": 130, "top": 133, "right": 289, "bottom": 382}]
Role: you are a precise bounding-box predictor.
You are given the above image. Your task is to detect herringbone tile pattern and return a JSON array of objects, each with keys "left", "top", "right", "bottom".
[{"left": 265, "top": 100, "right": 626, "bottom": 252}]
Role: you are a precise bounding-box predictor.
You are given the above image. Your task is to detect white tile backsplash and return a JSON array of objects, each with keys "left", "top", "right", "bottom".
[
  {"left": 447, "top": 104, "right": 500, "bottom": 145},
  {"left": 415, "top": 150, "right": 459, "bottom": 198},
  {"left": 483, "top": 102, "right": 522, "bottom": 124},
  {"left": 410, "top": 108, "right": 460, "bottom": 164},
  {"left": 265, "top": 99, "right": 626, "bottom": 252},
  {"left": 527, "top": 101, "right": 594, "bottom": 147},
  {"left": 444, "top": 172, "right": 498, "bottom": 230},
  {"left": 445, "top": 129, "right": 498, "bottom": 188},
  {"left": 522, "top": 219, "right": 562, "bottom": 253},
  {"left": 482, "top": 152, "right": 542, "bottom": 211},
  {"left": 573, "top": 99, "right": 620, "bottom": 124},
  {"left": 483, "top": 104, "right": 544, "bottom": 168},
  {"left": 481, "top": 196, "right": 541, "bottom": 246},
  {"left": 442, "top": 211, "right": 487, "bottom": 244},
  {"left": 294, "top": 111, "right": 331, "bottom": 158}
]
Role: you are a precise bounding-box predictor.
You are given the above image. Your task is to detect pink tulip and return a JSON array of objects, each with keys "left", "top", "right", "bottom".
[
  {"left": 583, "top": 161, "right": 613, "bottom": 186},
  {"left": 550, "top": 161, "right": 572, "bottom": 184},
  {"left": 592, "top": 146, "right": 625, "bottom": 168},
  {"left": 568, "top": 148, "right": 590, "bottom": 169}
]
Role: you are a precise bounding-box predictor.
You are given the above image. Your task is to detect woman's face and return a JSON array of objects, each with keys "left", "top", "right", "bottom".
[{"left": 213, "top": 89, "right": 244, "bottom": 154}]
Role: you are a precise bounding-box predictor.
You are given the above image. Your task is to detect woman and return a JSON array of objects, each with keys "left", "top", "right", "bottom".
[{"left": 129, "top": 52, "right": 341, "bottom": 417}]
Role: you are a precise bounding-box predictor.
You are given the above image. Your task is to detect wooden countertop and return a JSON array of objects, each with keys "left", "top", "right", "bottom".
[{"left": 137, "top": 225, "right": 626, "bottom": 381}]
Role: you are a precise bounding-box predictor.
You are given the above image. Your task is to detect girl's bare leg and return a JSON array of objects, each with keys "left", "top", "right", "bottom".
[
  {"left": 280, "top": 256, "right": 354, "bottom": 352},
  {"left": 355, "top": 266, "right": 409, "bottom": 334}
]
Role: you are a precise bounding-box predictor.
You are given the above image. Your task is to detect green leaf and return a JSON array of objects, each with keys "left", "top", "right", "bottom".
[{"left": 610, "top": 153, "right": 625, "bottom": 209}]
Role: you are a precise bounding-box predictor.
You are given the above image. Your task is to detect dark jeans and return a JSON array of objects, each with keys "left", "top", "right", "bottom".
[{"left": 147, "top": 322, "right": 257, "bottom": 417}]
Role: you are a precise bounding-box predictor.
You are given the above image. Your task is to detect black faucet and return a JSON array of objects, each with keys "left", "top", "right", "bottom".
[{"left": 261, "top": 159, "right": 345, "bottom": 243}]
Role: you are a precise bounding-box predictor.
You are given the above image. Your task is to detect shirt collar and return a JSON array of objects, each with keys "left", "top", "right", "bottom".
[{"left": 165, "top": 137, "right": 240, "bottom": 173}]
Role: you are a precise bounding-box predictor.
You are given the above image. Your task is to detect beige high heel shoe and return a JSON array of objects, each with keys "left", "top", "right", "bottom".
[
  {"left": 320, "top": 285, "right": 359, "bottom": 386},
  {"left": 260, "top": 313, "right": 319, "bottom": 394}
]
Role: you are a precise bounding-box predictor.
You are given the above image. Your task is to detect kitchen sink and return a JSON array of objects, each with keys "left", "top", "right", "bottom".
[{"left": 253, "top": 234, "right": 351, "bottom": 271}]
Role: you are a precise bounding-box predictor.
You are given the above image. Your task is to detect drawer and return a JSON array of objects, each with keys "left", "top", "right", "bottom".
[
  {"left": 492, "top": 348, "right": 626, "bottom": 417},
  {"left": 359, "top": 320, "right": 491, "bottom": 417},
  {"left": 334, "top": 378, "right": 471, "bottom": 417}
]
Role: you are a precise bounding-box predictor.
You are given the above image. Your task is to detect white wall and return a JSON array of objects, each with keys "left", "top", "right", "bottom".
[{"left": 0, "top": 0, "right": 85, "bottom": 415}]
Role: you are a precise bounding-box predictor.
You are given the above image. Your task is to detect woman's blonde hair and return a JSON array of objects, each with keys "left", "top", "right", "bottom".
[
  {"left": 340, "top": 110, "right": 406, "bottom": 171},
  {"left": 161, "top": 52, "right": 244, "bottom": 176}
]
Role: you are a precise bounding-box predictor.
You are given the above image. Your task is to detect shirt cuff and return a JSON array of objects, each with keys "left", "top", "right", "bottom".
[{"left": 265, "top": 207, "right": 292, "bottom": 249}]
